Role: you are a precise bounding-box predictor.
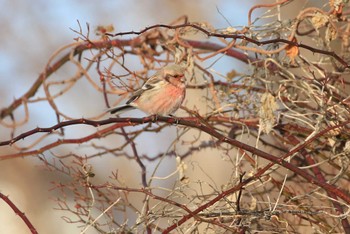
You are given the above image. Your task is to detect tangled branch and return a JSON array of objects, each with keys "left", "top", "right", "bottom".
[{"left": 2, "top": 1, "right": 350, "bottom": 233}]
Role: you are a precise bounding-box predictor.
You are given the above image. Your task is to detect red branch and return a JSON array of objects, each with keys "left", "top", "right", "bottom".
[
  {"left": 1, "top": 116, "right": 350, "bottom": 206},
  {"left": 1, "top": 23, "right": 348, "bottom": 120},
  {"left": 0, "top": 192, "right": 38, "bottom": 234},
  {"left": 107, "top": 23, "right": 349, "bottom": 68}
]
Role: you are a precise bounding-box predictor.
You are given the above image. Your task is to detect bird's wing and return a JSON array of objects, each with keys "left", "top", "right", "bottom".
[
  {"left": 125, "top": 73, "right": 162, "bottom": 104},
  {"left": 126, "top": 89, "right": 143, "bottom": 104},
  {"left": 141, "top": 72, "right": 163, "bottom": 89}
]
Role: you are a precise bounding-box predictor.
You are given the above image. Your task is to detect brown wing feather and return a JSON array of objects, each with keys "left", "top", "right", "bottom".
[{"left": 126, "top": 72, "right": 163, "bottom": 104}]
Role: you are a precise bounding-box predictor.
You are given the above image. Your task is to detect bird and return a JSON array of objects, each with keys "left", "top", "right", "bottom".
[{"left": 109, "top": 64, "right": 187, "bottom": 116}]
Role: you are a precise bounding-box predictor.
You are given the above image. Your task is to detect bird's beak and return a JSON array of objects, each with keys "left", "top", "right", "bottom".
[{"left": 180, "top": 75, "right": 186, "bottom": 83}]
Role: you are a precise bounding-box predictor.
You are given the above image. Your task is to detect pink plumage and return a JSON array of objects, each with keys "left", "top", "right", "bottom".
[{"left": 110, "top": 64, "right": 186, "bottom": 116}]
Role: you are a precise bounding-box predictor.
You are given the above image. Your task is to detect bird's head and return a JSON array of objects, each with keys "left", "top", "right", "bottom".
[{"left": 163, "top": 64, "right": 186, "bottom": 84}]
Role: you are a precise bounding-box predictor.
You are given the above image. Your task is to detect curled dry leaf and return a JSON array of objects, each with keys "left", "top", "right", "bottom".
[
  {"left": 223, "top": 26, "right": 237, "bottom": 34},
  {"left": 226, "top": 69, "right": 238, "bottom": 82},
  {"left": 344, "top": 141, "right": 350, "bottom": 154},
  {"left": 330, "top": 0, "right": 345, "bottom": 15},
  {"left": 176, "top": 156, "right": 189, "bottom": 184},
  {"left": 311, "top": 12, "right": 329, "bottom": 30},
  {"left": 95, "top": 24, "right": 115, "bottom": 35},
  {"left": 285, "top": 37, "right": 299, "bottom": 65},
  {"left": 259, "top": 92, "right": 278, "bottom": 134},
  {"left": 325, "top": 24, "right": 338, "bottom": 42}
]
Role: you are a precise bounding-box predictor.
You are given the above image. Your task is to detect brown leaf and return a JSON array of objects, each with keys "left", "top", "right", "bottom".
[{"left": 285, "top": 37, "right": 299, "bottom": 65}]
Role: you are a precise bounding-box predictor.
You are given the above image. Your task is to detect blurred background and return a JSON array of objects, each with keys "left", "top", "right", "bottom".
[{"left": 0, "top": 0, "right": 316, "bottom": 233}]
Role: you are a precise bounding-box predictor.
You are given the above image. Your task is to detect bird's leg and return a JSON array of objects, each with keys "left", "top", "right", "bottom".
[
  {"left": 150, "top": 114, "right": 159, "bottom": 122},
  {"left": 169, "top": 114, "right": 179, "bottom": 125}
]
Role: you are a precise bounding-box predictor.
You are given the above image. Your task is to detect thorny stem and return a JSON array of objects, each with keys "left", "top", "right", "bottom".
[
  {"left": 1, "top": 21, "right": 349, "bottom": 120},
  {"left": 0, "top": 192, "right": 38, "bottom": 234},
  {"left": 1, "top": 116, "right": 350, "bottom": 206}
]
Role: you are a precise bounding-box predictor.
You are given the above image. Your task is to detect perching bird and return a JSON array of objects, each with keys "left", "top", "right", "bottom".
[{"left": 109, "top": 64, "right": 187, "bottom": 116}]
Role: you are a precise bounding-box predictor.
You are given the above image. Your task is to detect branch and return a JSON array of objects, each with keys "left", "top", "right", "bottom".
[
  {"left": 0, "top": 116, "right": 257, "bottom": 147},
  {"left": 2, "top": 22, "right": 348, "bottom": 120},
  {"left": 1, "top": 116, "right": 350, "bottom": 205},
  {"left": 0, "top": 38, "right": 134, "bottom": 120},
  {"left": 0, "top": 192, "right": 38, "bottom": 234},
  {"left": 108, "top": 23, "right": 349, "bottom": 68}
]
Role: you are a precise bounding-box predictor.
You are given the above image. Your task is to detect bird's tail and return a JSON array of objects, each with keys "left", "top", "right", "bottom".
[{"left": 109, "top": 105, "right": 135, "bottom": 114}]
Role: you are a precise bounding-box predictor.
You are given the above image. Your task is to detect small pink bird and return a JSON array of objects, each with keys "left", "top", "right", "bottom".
[{"left": 110, "top": 64, "right": 186, "bottom": 116}]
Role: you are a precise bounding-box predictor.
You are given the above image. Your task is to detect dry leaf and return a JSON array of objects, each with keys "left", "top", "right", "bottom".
[
  {"left": 259, "top": 92, "right": 278, "bottom": 134},
  {"left": 330, "top": 0, "right": 344, "bottom": 16},
  {"left": 226, "top": 69, "right": 238, "bottom": 81},
  {"left": 311, "top": 12, "right": 328, "bottom": 29},
  {"left": 325, "top": 24, "right": 338, "bottom": 42},
  {"left": 285, "top": 37, "right": 299, "bottom": 65},
  {"left": 95, "top": 24, "right": 114, "bottom": 35},
  {"left": 95, "top": 24, "right": 115, "bottom": 41},
  {"left": 176, "top": 156, "right": 189, "bottom": 183},
  {"left": 344, "top": 141, "right": 350, "bottom": 154},
  {"left": 223, "top": 26, "right": 237, "bottom": 34}
]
